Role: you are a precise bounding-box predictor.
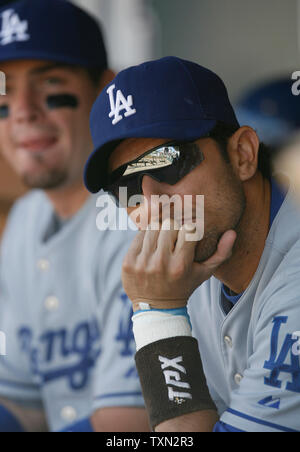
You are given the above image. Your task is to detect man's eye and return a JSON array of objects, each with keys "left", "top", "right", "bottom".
[
  {"left": 0, "top": 105, "right": 9, "bottom": 119},
  {"left": 45, "top": 77, "right": 63, "bottom": 86}
]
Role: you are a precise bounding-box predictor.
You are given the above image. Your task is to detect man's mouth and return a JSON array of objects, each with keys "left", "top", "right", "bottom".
[{"left": 17, "top": 137, "right": 58, "bottom": 153}]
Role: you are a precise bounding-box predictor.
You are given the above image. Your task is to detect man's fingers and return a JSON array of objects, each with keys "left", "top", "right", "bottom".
[
  {"left": 174, "top": 223, "right": 200, "bottom": 261},
  {"left": 141, "top": 223, "right": 161, "bottom": 257},
  {"left": 156, "top": 219, "right": 180, "bottom": 254},
  {"left": 125, "top": 230, "right": 146, "bottom": 263}
]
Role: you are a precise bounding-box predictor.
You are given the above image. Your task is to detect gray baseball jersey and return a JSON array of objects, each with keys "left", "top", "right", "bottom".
[
  {"left": 189, "top": 182, "right": 300, "bottom": 432},
  {"left": 0, "top": 190, "right": 143, "bottom": 432}
]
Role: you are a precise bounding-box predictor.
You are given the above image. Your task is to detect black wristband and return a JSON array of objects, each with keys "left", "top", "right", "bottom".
[{"left": 135, "top": 336, "right": 216, "bottom": 430}]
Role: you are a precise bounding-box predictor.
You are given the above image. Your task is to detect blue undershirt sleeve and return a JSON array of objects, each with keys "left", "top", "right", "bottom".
[
  {"left": 59, "top": 417, "right": 94, "bottom": 432},
  {"left": 213, "top": 421, "right": 245, "bottom": 432}
]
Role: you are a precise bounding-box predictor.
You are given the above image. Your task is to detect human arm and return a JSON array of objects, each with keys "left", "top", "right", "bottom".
[
  {"left": 122, "top": 222, "right": 236, "bottom": 431},
  {"left": 125, "top": 225, "right": 300, "bottom": 431}
]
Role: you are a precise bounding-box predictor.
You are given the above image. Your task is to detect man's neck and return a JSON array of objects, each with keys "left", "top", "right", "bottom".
[
  {"left": 44, "top": 181, "right": 90, "bottom": 220},
  {"left": 214, "top": 174, "right": 271, "bottom": 294}
]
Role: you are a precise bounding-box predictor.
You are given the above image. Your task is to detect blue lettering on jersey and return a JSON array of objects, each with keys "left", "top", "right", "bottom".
[
  {"left": 258, "top": 396, "right": 281, "bottom": 410},
  {"left": 264, "top": 316, "right": 300, "bottom": 393},
  {"left": 115, "top": 293, "right": 137, "bottom": 379},
  {"left": 18, "top": 318, "right": 101, "bottom": 390},
  {"left": 115, "top": 293, "right": 135, "bottom": 357}
]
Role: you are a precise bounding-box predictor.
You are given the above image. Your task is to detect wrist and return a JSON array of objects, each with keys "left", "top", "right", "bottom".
[
  {"left": 133, "top": 308, "right": 192, "bottom": 352},
  {"left": 132, "top": 299, "right": 188, "bottom": 312},
  {"left": 132, "top": 307, "right": 216, "bottom": 430},
  {"left": 135, "top": 336, "right": 216, "bottom": 430}
]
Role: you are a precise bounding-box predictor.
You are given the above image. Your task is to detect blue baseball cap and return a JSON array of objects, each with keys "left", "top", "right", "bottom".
[
  {"left": 0, "top": 0, "right": 107, "bottom": 68},
  {"left": 84, "top": 56, "right": 240, "bottom": 194}
]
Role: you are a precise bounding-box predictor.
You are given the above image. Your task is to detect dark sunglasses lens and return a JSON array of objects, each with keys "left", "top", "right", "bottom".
[
  {"left": 138, "top": 142, "right": 203, "bottom": 183},
  {"left": 108, "top": 142, "right": 204, "bottom": 204},
  {"left": 109, "top": 175, "right": 141, "bottom": 206},
  {"left": 177, "top": 143, "right": 204, "bottom": 179}
]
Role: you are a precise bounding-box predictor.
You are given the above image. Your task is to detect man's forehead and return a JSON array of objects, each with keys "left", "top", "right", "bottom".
[{"left": 109, "top": 137, "right": 171, "bottom": 172}]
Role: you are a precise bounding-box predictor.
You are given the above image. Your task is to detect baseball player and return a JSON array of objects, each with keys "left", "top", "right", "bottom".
[
  {"left": 84, "top": 56, "right": 300, "bottom": 432},
  {"left": 0, "top": 0, "right": 148, "bottom": 432}
]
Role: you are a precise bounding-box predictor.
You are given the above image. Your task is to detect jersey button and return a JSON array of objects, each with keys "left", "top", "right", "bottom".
[
  {"left": 37, "top": 259, "right": 50, "bottom": 271},
  {"left": 61, "top": 406, "right": 77, "bottom": 423},
  {"left": 224, "top": 336, "right": 233, "bottom": 348},
  {"left": 44, "top": 296, "right": 60, "bottom": 312},
  {"left": 234, "top": 373, "right": 243, "bottom": 385}
]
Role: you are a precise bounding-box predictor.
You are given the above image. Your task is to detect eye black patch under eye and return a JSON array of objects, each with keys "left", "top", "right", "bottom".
[
  {"left": 0, "top": 105, "right": 9, "bottom": 119},
  {"left": 46, "top": 94, "right": 79, "bottom": 110}
]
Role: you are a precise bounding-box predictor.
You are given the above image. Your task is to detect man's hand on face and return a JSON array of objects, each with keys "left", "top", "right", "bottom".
[{"left": 122, "top": 220, "right": 237, "bottom": 312}]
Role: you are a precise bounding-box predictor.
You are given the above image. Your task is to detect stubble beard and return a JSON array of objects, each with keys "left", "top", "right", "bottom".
[
  {"left": 21, "top": 154, "right": 69, "bottom": 190},
  {"left": 194, "top": 172, "right": 246, "bottom": 263}
]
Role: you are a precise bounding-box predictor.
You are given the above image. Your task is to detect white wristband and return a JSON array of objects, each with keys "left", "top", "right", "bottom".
[{"left": 132, "top": 310, "right": 192, "bottom": 352}]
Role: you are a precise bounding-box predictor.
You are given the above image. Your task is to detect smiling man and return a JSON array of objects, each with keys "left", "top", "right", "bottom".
[
  {"left": 84, "top": 57, "right": 300, "bottom": 432},
  {"left": 0, "top": 0, "right": 147, "bottom": 433}
]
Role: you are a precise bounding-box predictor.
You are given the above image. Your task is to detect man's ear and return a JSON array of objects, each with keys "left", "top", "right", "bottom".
[
  {"left": 97, "top": 69, "right": 116, "bottom": 95},
  {"left": 227, "top": 126, "right": 260, "bottom": 182}
]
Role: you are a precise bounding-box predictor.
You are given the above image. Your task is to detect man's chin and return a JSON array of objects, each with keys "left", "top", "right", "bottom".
[
  {"left": 21, "top": 170, "right": 68, "bottom": 190},
  {"left": 194, "top": 234, "right": 220, "bottom": 263},
  {"left": 194, "top": 244, "right": 216, "bottom": 263}
]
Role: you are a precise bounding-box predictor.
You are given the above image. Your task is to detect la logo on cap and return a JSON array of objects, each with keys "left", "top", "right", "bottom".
[
  {"left": 0, "top": 8, "right": 30, "bottom": 45},
  {"left": 107, "top": 84, "right": 136, "bottom": 126}
]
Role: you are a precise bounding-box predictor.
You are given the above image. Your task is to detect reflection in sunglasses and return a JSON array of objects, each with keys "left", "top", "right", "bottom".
[{"left": 124, "top": 146, "right": 180, "bottom": 176}]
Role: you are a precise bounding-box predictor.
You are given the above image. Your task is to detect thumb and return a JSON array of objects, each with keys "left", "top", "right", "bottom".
[{"left": 192, "top": 230, "right": 237, "bottom": 279}]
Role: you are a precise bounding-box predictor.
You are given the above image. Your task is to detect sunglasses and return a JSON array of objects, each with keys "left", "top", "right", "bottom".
[{"left": 107, "top": 141, "right": 205, "bottom": 205}]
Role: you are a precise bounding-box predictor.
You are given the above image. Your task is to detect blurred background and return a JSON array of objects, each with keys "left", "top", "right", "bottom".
[{"left": 1, "top": 0, "right": 300, "bottom": 233}]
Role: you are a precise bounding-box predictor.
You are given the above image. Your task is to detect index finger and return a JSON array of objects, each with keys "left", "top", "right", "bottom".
[
  {"left": 174, "top": 223, "right": 199, "bottom": 261},
  {"left": 156, "top": 219, "right": 180, "bottom": 254},
  {"left": 126, "top": 230, "right": 146, "bottom": 261}
]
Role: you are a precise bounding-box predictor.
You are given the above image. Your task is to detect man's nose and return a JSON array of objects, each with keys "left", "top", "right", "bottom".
[
  {"left": 12, "top": 87, "right": 42, "bottom": 123},
  {"left": 130, "top": 175, "right": 176, "bottom": 229},
  {"left": 141, "top": 174, "right": 173, "bottom": 200}
]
